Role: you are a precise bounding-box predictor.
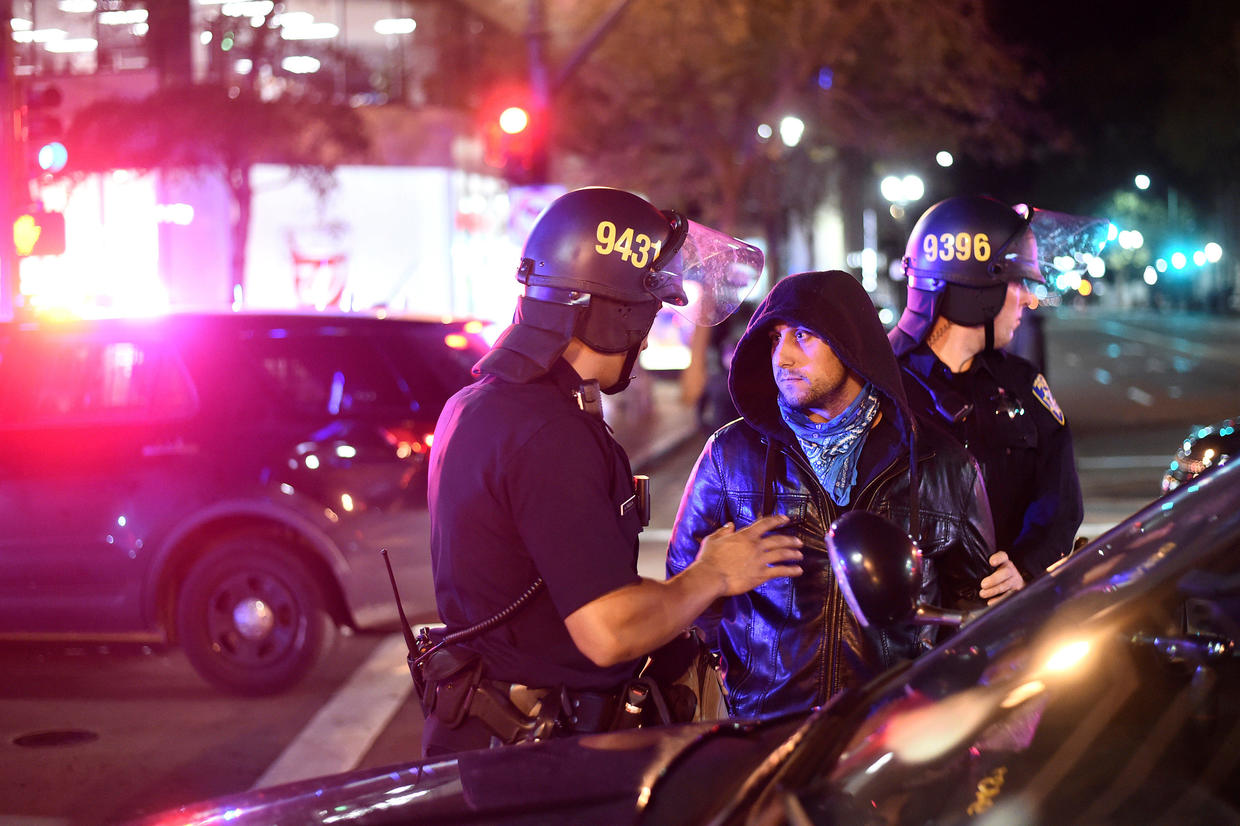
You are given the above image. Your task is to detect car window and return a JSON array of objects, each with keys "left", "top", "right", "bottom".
[
  {"left": 244, "top": 328, "right": 408, "bottom": 417},
  {"left": 385, "top": 325, "right": 486, "bottom": 414},
  {"left": 0, "top": 336, "right": 196, "bottom": 426}
]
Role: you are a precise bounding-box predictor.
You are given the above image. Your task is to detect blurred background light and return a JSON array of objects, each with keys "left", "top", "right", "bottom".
[
  {"left": 779, "top": 115, "right": 804, "bottom": 148},
  {"left": 879, "top": 173, "right": 924, "bottom": 205},
  {"left": 280, "top": 22, "right": 339, "bottom": 40},
  {"left": 281, "top": 55, "right": 320, "bottom": 74},
  {"left": 374, "top": 18, "right": 416, "bottom": 36},
  {"left": 221, "top": 1, "right": 272, "bottom": 17},
  {"left": 44, "top": 37, "right": 96, "bottom": 52},
  {"left": 98, "top": 9, "right": 146, "bottom": 25}
]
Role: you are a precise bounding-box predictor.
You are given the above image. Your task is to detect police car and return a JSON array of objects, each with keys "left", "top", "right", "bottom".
[{"left": 0, "top": 312, "right": 488, "bottom": 695}]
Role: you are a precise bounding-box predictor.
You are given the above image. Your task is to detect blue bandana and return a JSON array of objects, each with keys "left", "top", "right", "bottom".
[{"left": 778, "top": 384, "right": 880, "bottom": 506}]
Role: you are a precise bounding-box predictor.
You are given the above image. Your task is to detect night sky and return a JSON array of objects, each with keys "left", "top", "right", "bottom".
[{"left": 974, "top": 0, "right": 1238, "bottom": 216}]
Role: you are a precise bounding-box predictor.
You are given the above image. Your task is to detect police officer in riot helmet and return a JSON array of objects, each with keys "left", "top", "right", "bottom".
[
  {"left": 890, "top": 194, "right": 1087, "bottom": 584},
  {"left": 424, "top": 186, "right": 804, "bottom": 757}
]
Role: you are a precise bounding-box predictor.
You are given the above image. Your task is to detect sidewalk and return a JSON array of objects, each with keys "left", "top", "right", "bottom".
[{"left": 604, "top": 372, "right": 703, "bottom": 472}]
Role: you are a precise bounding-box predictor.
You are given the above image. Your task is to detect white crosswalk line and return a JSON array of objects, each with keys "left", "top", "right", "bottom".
[{"left": 253, "top": 633, "right": 413, "bottom": 789}]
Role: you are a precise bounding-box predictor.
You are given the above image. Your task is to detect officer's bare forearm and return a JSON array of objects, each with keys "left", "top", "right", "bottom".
[
  {"left": 563, "top": 571, "right": 729, "bottom": 668},
  {"left": 565, "top": 518, "right": 803, "bottom": 667}
]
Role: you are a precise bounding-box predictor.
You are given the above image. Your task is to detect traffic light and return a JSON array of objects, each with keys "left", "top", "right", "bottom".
[
  {"left": 22, "top": 83, "right": 68, "bottom": 178},
  {"left": 13, "top": 210, "right": 66, "bottom": 257},
  {"left": 481, "top": 90, "right": 548, "bottom": 186}
]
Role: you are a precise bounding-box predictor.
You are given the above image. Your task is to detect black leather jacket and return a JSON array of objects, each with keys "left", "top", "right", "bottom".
[{"left": 667, "top": 415, "right": 995, "bottom": 719}]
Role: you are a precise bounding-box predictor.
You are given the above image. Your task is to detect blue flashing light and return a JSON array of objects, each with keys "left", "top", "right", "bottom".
[{"left": 817, "top": 67, "right": 834, "bottom": 90}]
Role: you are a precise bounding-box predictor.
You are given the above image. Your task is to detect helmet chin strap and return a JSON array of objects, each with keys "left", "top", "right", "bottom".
[
  {"left": 983, "top": 319, "right": 995, "bottom": 352},
  {"left": 601, "top": 340, "right": 644, "bottom": 395}
]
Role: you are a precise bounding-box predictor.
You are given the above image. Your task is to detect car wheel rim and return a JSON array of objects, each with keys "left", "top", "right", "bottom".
[
  {"left": 233, "top": 597, "right": 276, "bottom": 640},
  {"left": 205, "top": 570, "right": 304, "bottom": 666}
]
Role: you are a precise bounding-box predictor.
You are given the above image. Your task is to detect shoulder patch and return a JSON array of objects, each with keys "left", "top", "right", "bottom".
[{"left": 1032, "top": 373, "right": 1065, "bottom": 426}]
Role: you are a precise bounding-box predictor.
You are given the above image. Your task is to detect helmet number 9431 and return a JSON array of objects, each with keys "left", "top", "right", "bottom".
[
  {"left": 596, "top": 221, "right": 662, "bottom": 270},
  {"left": 923, "top": 232, "right": 991, "bottom": 263}
]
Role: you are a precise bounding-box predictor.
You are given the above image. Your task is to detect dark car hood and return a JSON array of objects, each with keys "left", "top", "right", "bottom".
[
  {"left": 130, "top": 718, "right": 800, "bottom": 825},
  {"left": 746, "top": 458, "right": 1240, "bottom": 824}
]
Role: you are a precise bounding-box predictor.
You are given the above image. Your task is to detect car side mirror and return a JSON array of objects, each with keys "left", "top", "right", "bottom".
[{"left": 826, "top": 511, "right": 979, "bottom": 630}]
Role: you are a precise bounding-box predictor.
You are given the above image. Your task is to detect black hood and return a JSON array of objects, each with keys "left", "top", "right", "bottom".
[{"left": 728, "top": 270, "right": 915, "bottom": 445}]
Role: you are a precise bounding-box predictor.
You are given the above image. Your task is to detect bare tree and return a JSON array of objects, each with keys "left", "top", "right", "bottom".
[
  {"left": 556, "top": 0, "right": 1061, "bottom": 232},
  {"left": 64, "top": 85, "right": 369, "bottom": 304},
  {"left": 550, "top": 0, "right": 1063, "bottom": 400}
]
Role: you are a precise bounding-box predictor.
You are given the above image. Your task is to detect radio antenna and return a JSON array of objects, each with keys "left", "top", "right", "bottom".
[{"left": 379, "top": 548, "right": 418, "bottom": 656}]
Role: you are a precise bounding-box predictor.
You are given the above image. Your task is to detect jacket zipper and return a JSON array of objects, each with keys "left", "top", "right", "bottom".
[
  {"left": 770, "top": 437, "right": 937, "bottom": 698},
  {"left": 765, "top": 438, "right": 839, "bottom": 701}
]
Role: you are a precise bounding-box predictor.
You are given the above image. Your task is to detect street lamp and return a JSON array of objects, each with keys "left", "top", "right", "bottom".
[
  {"left": 880, "top": 174, "right": 923, "bottom": 205},
  {"left": 779, "top": 115, "right": 805, "bottom": 148},
  {"left": 879, "top": 174, "right": 924, "bottom": 221}
]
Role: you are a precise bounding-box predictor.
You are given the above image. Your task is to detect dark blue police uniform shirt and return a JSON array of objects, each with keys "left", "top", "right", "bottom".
[
  {"left": 899, "top": 344, "right": 1083, "bottom": 577},
  {"left": 428, "top": 358, "right": 643, "bottom": 691}
]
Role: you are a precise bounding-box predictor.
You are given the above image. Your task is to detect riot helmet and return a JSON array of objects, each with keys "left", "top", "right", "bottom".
[
  {"left": 892, "top": 195, "right": 1106, "bottom": 355},
  {"left": 903, "top": 195, "right": 1040, "bottom": 328},
  {"left": 478, "top": 186, "right": 763, "bottom": 394}
]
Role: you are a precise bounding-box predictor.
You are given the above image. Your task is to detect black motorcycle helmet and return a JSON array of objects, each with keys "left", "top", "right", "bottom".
[
  {"left": 476, "top": 186, "right": 690, "bottom": 394},
  {"left": 891, "top": 195, "right": 1043, "bottom": 354}
]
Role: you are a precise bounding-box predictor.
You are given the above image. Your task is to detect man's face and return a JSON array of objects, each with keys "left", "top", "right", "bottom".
[
  {"left": 993, "top": 281, "right": 1038, "bottom": 348},
  {"left": 770, "top": 323, "right": 864, "bottom": 421}
]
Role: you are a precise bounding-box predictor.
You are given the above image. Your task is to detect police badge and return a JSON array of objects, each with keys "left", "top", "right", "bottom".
[{"left": 1032, "top": 373, "right": 1065, "bottom": 426}]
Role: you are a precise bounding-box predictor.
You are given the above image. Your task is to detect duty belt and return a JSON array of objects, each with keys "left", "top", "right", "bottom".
[{"left": 478, "top": 680, "right": 619, "bottom": 741}]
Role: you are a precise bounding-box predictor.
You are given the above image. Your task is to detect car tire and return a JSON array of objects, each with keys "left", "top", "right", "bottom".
[{"left": 176, "top": 536, "right": 335, "bottom": 695}]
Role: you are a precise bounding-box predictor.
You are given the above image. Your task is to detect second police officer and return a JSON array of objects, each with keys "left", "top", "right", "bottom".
[
  {"left": 889, "top": 194, "right": 1100, "bottom": 584},
  {"left": 422, "top": 187, "right": 804, "bottom": 756}
]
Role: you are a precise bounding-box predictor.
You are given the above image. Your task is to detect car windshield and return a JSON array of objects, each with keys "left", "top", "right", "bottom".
[{"left": 753, "top": 460, "right": 1240, "bottom": 824}]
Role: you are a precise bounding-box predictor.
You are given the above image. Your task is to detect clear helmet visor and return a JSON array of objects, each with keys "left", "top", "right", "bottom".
[
  {"left": 645, "top": 218, "right": 763, "bottom": 326},
  {"left": 1013, "top": 204, "right": 1110, "bottom": 281}
]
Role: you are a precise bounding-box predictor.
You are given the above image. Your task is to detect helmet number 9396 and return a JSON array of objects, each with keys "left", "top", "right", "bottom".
[
  {"left": 923, "top": 232, "right": 991, "bottom": 263},
  {"left": 595, "top": 221, "right": 662, "bottom": 270}
]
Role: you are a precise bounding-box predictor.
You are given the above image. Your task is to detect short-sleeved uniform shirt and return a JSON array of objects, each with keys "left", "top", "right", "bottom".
[
  {"left": 427, "top": 358, "right": 643, "bottom": 691},
  {"left": 898, "top": 344, "right": 1083, "bottom": 577}
]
